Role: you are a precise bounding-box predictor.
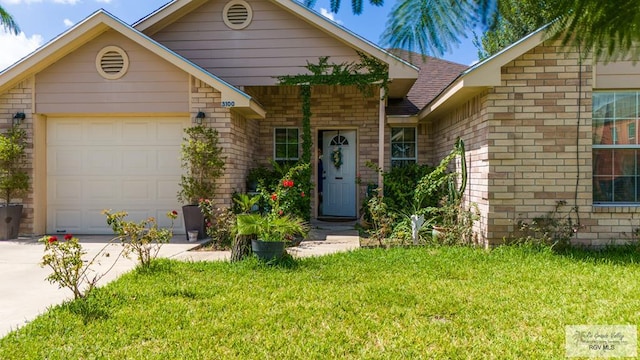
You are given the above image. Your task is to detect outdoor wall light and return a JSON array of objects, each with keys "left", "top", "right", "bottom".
[
  {"left": 195, "top": 111, "right": 206, "bottom": 124},
  {"left": 13, "top": 112, "right": 26, "bottom": 125}
]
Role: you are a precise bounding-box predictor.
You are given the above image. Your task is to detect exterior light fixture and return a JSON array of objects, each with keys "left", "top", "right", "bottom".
[
  {"left": 13, "top": 112, "right": 26, "bottom": 125},
  {"left": 195, "top": 111, "right": 206, "bottom": 124}
]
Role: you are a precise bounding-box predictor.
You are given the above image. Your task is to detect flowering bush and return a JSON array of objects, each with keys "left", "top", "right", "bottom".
[
  {"left": 198, "top": 198, "right": 235, "bottom": 249},
  {"left": 260, "top": 162, "right": 311, "bottom": 221},
  {"left": 40, "top": 234, "right": 118, "bottom": 299},
  {"left": 103, "top": 209, "right": 178, "bottom": 268}
]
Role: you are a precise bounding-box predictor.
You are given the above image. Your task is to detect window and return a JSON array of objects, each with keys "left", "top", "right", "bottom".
[
  {"left": 593, "top": 91, "right": 640, "bottom": 203},
  {"left": 274, "top": 128, "right": 299, "bottom": 161},
  {"left": 391, "top": 127, "right": 417, "bottom": 167}
]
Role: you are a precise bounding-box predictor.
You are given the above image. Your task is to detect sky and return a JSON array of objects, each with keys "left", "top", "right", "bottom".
[{"left": 0, "top": 0, "right": 479, "bottom": 71}]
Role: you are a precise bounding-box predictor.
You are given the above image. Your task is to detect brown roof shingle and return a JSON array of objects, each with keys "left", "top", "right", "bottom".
[{"left": 387, "top": 49, "right": 468, "bottom": 116}]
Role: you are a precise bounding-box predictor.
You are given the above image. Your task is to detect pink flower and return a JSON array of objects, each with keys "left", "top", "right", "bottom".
[
  {"left": 278, "top": 210, "right": 284, "bottom": 216},
  {"left": 301, "top": 191, "right": 305, "bottom": 197},
  {"left": 64, "top": 234, "right": 73, "bottom": 241},
  {"left": 48, "top": 236, "right": 58, "bottom": 244},
  {"left": 207, "top": 222, "right": 213, "bottom": 228}
]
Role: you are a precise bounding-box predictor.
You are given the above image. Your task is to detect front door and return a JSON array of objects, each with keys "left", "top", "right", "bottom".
[{"left": 322, "top": 130, "right": 356, "bottom": 217}]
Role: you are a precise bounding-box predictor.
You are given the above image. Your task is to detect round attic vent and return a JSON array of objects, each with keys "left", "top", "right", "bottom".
[
  {"left": 223, "top": 0, "right": 252, "bottom": 30},
  {"left": 96, "top": 46, "right": 129, "bottom": 80}
]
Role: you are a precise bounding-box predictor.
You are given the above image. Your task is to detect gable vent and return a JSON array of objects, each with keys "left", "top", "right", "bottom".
[
  {"left": 223, "top": 0, "right": 252, "bottom": 30},
  {"left": 96, "top": 46, "right": 129, "bottom": 80}
]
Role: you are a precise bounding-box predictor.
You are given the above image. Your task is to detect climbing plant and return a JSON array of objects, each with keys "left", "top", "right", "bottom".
[{"left": 277, "top": 52, "right": 389, "bottom": 216}]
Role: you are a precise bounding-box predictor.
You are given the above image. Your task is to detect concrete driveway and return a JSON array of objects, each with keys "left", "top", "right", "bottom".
[
  {"left": 0, "top": 235, "right": 200, "bottom": 338},
  {"left": 0, "top": 221, "right": 360, "bottom": 339}
]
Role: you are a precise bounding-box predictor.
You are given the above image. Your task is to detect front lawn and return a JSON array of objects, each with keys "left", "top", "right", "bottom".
[{"left": 2, "top": 246, "right": 640, "bottom": 359}]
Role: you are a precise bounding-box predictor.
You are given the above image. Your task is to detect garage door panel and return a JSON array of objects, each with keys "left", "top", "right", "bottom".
[
  {"left": 48, "top": 117, "right": 188, "bottom": 234},
  {"left": 85, "top": 180, "right": 117, "bottom": 200},
  {"left": 88, "top": 122, "right": 117, "bottom": 145},
  {"left": 122, "top": 179, "right": 152, "bottom": 200},
  {"left": 157, "top": 121, "right": 186, "bottom": 142},
  {"left": 50, "top": 178, "right": 83, "bottom": 201},
  {"left": 50, "top": 209, "right": 84, "bottom": 233}
]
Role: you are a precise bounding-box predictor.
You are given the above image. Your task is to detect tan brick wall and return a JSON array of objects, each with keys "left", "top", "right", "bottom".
[
  {"left": 0, "top": 78, "right": 34, "bottom": 235},
  {"left": 428, "top": 91, "right": 491, "bottom": 245},
  {"left": 429, "top": 40, "right": 640, "bottom": 246},
  {"left": 189, "top": 79, "right": 259, "bottom": 208},
  {"left": 246, "top": 85, "right": 382, "bottom": 217}
]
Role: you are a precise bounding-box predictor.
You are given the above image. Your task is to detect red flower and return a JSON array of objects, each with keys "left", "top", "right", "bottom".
[
  {"left": 271, "top": 193, "right": 277, "bottom": 201},
  {"left": 282, "top": 179, "right": 294, "bottom": 188},
  {"left": 64, "top": 234, "right": 73, "bottom": 241},
  {"left": 301, "top": 191, "right": 305, "bottom": 197},
  {"left": 278, "top": 210, "right": 284, "bottom": 216},
  {"left": 207, "top": 222, "right": 213, "bottom": 228},
  {"left": 48, "top": 236, "right": 58, "bottom": 244},
  {"left": 172, "top": 210, "right": 178, "bottom": 216}
]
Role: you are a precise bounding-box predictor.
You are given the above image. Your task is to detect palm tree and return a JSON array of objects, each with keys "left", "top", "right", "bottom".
[
  {"left": 0, "top": 6, "right": 19, "bottom": 35},
  {"left": 312, "top": 0, "right": 640, "bottom": 62}
]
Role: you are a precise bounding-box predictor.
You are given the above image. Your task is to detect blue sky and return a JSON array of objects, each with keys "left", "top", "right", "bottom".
[{"left": 0, "top": 0, "right": 479, "bottom": 70}]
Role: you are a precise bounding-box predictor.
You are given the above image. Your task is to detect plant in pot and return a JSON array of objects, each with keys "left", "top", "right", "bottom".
[
  {"left": 236, "top": 212, "right": 309, "bottom": 261},
  {"left": 177, "top": 124, "right": 225, "bottom": 240},
  {"left": 0, "top": 124, "right": 29, "bottom": 240}
]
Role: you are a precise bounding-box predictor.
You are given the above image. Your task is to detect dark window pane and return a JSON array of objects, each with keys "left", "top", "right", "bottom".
[
  {"left": 287, "top": 129, "right": 298, "bottom": 143},
  {"left": 287, "top": 144, "right": 298, "bottom": 159},
  {"left": 593, "top": 176, "right": 613, "bottom": 202},
  {"left": 593, "top": 149, "right": 613, "bottom": 176},
  {"left": 275, "top": 145, "right": 286, "bottom": 158},
  {"left": 275, "top": 129, "right": 286, "bottom": 143},
  {"left": 615, "top": 93, "right": 637, "bottom": 118},
  {"left": 593, "top": 93, "right": 615, "bottom": 119}
]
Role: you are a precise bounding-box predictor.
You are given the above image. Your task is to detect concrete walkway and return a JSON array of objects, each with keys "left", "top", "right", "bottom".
[{"left": 0, "top": 221, "right": 359, "bottom": 338}]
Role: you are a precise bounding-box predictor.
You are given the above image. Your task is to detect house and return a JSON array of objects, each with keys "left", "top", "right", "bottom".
[
  {"left": 4, "top": 0, "right": 632, "bottom": 246},
  {"left": 0, "top": 0, "right": 427, "bottom": 236},
  {"left": 417, "top": 27, "right": 640, "bottom": 247}
]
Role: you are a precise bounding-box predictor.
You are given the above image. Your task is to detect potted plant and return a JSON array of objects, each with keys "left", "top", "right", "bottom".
[
  {"left": 177, "top": 124, "right": 225, "bottom": 240},
  {"left": 236, "top": 213, "right": 309, "bottom": 261},
  {"left": 0, "top": 124, "right": 30, "bottom": 240}
]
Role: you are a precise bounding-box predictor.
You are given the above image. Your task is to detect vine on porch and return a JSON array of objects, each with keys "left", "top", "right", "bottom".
[{"left": 277, "top": 52, "right": 389, "bottom": 215}]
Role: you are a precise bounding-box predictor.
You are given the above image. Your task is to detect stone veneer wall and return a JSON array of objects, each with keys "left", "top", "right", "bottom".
[
  {"left": 0, "top": 78, "right": 34, "bottom": 235},
  {"left": 245, "top": 85, "right": 382, "bottom": 217},
  {"left": 190, "top": 79, "right": 259, "bottom": 208}
]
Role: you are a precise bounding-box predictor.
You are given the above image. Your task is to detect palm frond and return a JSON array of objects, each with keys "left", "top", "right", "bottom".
[{"left": 0, "top": 6, "right": 19, "bottom": 35}]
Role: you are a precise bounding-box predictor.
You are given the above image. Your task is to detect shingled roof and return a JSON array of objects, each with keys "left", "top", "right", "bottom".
[{"left": 386, "top": 49, "right": 468, "bottom": 116}]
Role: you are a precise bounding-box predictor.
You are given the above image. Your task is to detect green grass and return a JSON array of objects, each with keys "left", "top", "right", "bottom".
[{"left": 2, "top": 246, "right": 640, "bottom": 359}]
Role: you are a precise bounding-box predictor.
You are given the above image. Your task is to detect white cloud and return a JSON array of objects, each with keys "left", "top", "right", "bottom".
[
  {"left": 1, "top": 0, "right": 43, "bottom": 4},
  {"left": 319, "top": 8, "right": 342, "bottom": 25},
  {"left": 95, "top": 0, "right": 112, "bottom": 3},
  {"left": 0, "top": 31, "right": 43, "bottom": 71},
  {"left": 63, "top": 18, "right": 74, "bottom": 27},
  {"left": 53, "top": 0, "right": 81, "bottom": 4}
]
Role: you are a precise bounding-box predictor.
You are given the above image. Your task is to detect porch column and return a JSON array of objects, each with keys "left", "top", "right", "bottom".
[{"left": 378, "top": 87, "right": 385, "bottom": 189}]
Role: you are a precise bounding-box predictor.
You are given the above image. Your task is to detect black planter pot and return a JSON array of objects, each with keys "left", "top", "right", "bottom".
[
  {"left": 0, "top": 204, "right": 23, "bottom": 241},
  {"left": 182, "top": 204, "right": 206, "bottom": 241},
  {"left": 251, "top": 239, "right": 285, "bottom": 261}
]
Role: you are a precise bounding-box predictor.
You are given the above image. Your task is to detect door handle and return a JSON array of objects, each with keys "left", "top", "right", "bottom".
[{"left": 335, "top": 177, "right": 343, "bottom": 180}]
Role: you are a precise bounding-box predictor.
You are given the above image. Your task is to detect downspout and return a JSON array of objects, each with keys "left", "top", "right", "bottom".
[{"left": 378, "top": 87, "right": 385, "bottom": 189}]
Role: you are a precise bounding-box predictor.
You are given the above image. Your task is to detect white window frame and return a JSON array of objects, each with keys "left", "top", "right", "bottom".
[
  {"left": 390, "top": 127, "right": 417, "bottom": 167},
  {"left": 592, "top": 91, "right": 640, "bottom": 204},
  {"left": 273, "top": 127, "right": 300, "bottom": 161}
]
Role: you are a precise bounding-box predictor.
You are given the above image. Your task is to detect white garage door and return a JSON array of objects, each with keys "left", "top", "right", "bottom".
[{"left": 47, "top": 117, "right": 188, "bottom": 234}]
